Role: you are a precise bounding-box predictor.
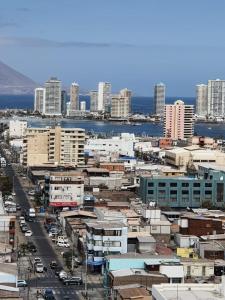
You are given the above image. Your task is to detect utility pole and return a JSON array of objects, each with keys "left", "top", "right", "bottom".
[{"left": 84, "top": 242, "right": 88, "bottom": 298}]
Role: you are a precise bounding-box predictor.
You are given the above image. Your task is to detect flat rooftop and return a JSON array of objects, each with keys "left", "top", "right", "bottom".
[
  {"left": 86, "top": 221, "right": 126, "bottom": 229},
  {"left": 152, "top": 283, "right": 225, "bottom": 300}
]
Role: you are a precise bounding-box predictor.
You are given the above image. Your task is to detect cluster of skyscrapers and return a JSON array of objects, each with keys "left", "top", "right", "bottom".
[
  {"left": 196, "top": 79, "right": 225, "bottom": 117},
  {"left": 34, "top": 78, "right": 132, "bottom": 118}
]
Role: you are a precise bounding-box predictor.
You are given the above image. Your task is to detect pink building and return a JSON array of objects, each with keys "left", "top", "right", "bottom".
[{"left": 164, "top": 100, "right": 194, "bottom": 140}]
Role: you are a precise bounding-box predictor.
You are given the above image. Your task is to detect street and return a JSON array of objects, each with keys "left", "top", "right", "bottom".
[{"left": 3, "top": 158, "right": 80, "bottom": 300}]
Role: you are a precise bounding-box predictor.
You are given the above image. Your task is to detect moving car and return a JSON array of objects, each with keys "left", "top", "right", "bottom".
[
  {"left": 35, "top": 263, "right": 44, "bottom": 273},
  {"left": 34, "top": 257, "right": 42, "bottom": 264},
  {"left": 17, "top": 279, "right": 27, "bottom": 287},
  {"left": 49, "top": 261, "right": 58, "bottom": 269},
  {"left": 58, "top": 270, "right": 68, "bottom": 281},
  {"left": 21, "top": 225, "right": 28, "bottom": 233},
  {"left": 63, "top": 276, "right": 83, "bottom": 286},
  {"left": 43, "top": 288, "right": 55, "bottom": 300}
]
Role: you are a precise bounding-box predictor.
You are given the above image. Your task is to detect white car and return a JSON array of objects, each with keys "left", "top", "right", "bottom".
[
  {"left": 28, "top": 190, "right": 35, "bottom": 196},
  {"left": 34, "top": 257, "right": 41, "bottom": 264},
  {"left": 25, "top": 230, "right": 32, "bottom": 237},
  {"left": 35, "top": 263, "right": 44, "bottom": 273},
  {"left": 57, "top": 241, "right": 70, "bottom": 248}
]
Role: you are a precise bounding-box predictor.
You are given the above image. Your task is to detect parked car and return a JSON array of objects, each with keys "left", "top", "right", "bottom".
[
  {"left": 16, "top": 204, "right": 21, "bottom": 210},
  {"left": 27, "top": 242, "right": 37, "bottom": 253},
  {"left": 63, "top": 276, "right": 83, "bottom": 286},
  {"left": 57, "top": 241, "right": 70, "bottom": 248},
  {"left": 43, "top": 288, "right": 55, "bottom": 300},
  {"left": 49, "top": 261, "right": 58, "bottom": 269},
  {"left": 21, "top": 225, "right": 28, "bottom": 233},
  {"left": 19, "top": 220, "right": 26, "bottom": 227},
  {"left": 17, "top": 279, "right": 27, "bottom": 287},
  {"left": 25, "top": 230, "right": 32, "bottom": 237}
]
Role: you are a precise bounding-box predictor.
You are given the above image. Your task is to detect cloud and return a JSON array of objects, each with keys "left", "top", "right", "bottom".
[{"left": 0, "top": 36, "right": 134, "bottom": 48}]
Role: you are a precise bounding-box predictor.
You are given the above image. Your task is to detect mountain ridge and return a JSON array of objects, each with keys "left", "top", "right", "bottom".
[{"left": 0, "top": 60, "right": 37, "bottom": 94}]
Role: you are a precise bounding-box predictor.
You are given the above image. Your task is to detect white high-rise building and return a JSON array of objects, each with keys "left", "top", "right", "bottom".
[
  {"left": 90, "top": 90, "right": 98, "bottom": 112},
  {"left": 44, "top": 77, "right": 62, "bottom": 115},
  {"left": 80, "top": 101, "right": 86, "bottom": 111},
  {"left": 154, "top": 83, "right": 165, "bottom": 116},
  {"left": 98, "top": 82, "right": 111, "bottom": 111},
  {"left": 196, "top": 84, "right": 208, "bottom": 116},
  {"left": 70, "top": 82, "right": 79, "bottom": 111},
  {"left": 34, "top": 88, "right": 45, "bottom": 114},
  {"left": 208, "top": 79, "right": 225, "bottom": 117}
]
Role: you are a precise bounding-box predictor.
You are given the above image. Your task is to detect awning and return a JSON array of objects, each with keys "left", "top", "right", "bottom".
[{"left": 49, "top": 201, "right": 78, "bottom": 207}]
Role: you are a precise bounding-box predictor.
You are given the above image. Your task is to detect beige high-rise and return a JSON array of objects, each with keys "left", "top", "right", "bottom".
[
  {"left": 70, "top": 82, "right": 79, "bottom": 111},
  {"left": 23, "top": 126, "right": 85, "bottom": 167},
  {"left": 111, "top": 89, "right": 131, "bottom": 118}
]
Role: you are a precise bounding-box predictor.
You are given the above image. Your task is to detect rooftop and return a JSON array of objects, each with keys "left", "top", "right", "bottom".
[
  {"left": 87, "top": 221, "right": 126, "bottom": 229},
  {"left": 152, "top": 282, "right": 225, "bottom": 300}
]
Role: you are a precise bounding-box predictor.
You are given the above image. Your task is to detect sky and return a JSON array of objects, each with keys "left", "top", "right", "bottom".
[{"left": 1, "top": 0, "right": 225, "bottom": 96}]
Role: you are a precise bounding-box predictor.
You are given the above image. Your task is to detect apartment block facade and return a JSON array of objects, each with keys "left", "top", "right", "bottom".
[
  {"left": 86, "top": 221, "right": 128, "bottom": 263},
  {"left": 44, "top": 77, "right": 62, "bottom": 115},
  {"left": 44, "top": 172, "right": 84, "bottom": 208},
  {"left": 23, "top": 126, "right": 85, "bottom": 167},
  {"left": 139, "top": 167, "right": 225, "bottom": 208},
  {"left": 164, "top": 100, "right": 194, "bottom": 140},
  {"left": 154, "top": 83, "right": 165, "bottom": 117}
]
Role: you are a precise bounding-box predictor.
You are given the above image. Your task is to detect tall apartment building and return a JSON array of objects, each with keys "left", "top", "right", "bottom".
[
  {"left": 23, "top": 126, "right": 85, "bottom": 167},
  {"left": 34, "top": 87, "right": 45, "bottom": 113},
  {"left": 80, "top": 101, "right": 86, "bottom": 111},
  {"left": 164, "top": 100, "right": 194, "bottom": 140},
  {"left": 90, "top": 90, "right": 98, "bottom": 112},
  {"left": 111, "top": 92, "right": 130, "bottom": 118},
  {"left": 44, "top": 172, "right": 84, "bottom": 208},
  {"left": 154, "top": 83, "right": 166, "bottom": 116},
  {"left": 44, "top": 77, "right": 62, "bottom": 115},
  {"left": 9, "top": 120, "right": 27, "bottom": 138},
  {"left": 208, "top": 79, "right": 225, "bottom": 116},
  {"left": 196, "top": 84, "right": 208, "bottom": 116},
  {"left": 61, "top": 90, "right": 67, "bottom": 116},
  {"left": 70, "top": 82, "right": 79, "bottom": 112},
  {"left": 120, "top": 88, "right": 132, "bottom": 113},
  {"left": 98, "top": 82, "right": 111, "bottom": 111}
]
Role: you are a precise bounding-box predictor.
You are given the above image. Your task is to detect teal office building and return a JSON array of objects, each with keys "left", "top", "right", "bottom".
[{"left": 139, "top": 164, "right": 225, "bottom": 208}]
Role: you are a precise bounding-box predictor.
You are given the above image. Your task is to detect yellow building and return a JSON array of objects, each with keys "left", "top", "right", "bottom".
[{"left": 23, "top": 126, "right": 85, "bottom": 167}]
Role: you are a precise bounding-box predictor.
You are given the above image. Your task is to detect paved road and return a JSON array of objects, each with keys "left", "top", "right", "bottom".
[{"left": 2, "top": 157, "right": 80, "bottom": 300}]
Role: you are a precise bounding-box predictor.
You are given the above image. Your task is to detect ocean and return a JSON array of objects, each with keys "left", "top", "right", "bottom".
[
  {"left": 1, "top": 94, "right": 225, "bottom": 138},
  {"left": 0, "top": 94, "right": 194, "bottom": 114}
]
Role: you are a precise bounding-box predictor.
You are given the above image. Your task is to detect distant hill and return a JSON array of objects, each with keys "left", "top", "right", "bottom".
[{"left": 0, "top": 60, "right": 37, "bottom": 94}]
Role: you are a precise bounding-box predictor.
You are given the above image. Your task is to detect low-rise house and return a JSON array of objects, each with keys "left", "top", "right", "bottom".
[
  {"left": 199, "top": 241, "right": 225, "bottom": 259},
  {"left": 109, "top": 269, "right": 167, "bottom": 290},
  {"left": 0, "top": 263, "right": 17, "bottom": 287},
  {"left": 159, "top": 263, "right": 184, "bottom": 283},
  {"left": 181, "top": 258, "right": 214, "bottom": 279},
  {"left": 137, "top": 236, "right": 156, "bottom": 254},
  {"left": 115, "top": 287, "right": 151, "bottom": 300},
  {"left": 174, "top": 233, "right": 199, "bottom": 248}
]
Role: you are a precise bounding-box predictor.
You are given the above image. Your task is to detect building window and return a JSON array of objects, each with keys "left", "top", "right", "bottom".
[
  {"left": 158, "top": 190, "right": 166, "bottom": 194},
  {"left": 170, "top": 190, "right": 177, "bottom": 194},
  {"left": 148, "top": 190, "right": 154, "bottom": 194},
  {"left": 193, "top": 190, "right": 200, "bottom": 195},
  {"left": 217, "top": 183, "right": 224, "bottom": 202},
  {"left": 158, "top": 182, "right": 166, "bottom": 187},
  {"left": 148, "top": 182, "right": 154, "bottom": 187},
  {"left": 182, "top": 190, "right": 189, "bottom": 195},
  {"left": 182, "top": 182, "right": 189, "bottom": 187},
  {"left": 170, "top": 182, "right": 177, "bottom": 187},
  {"left": 205, "top": 182, "right": 212, "bottom": 187},
  {"left": 205, "top": 190, "right": 212, "bottom": 195},
  {"left": 194, "top": 182, "right": 200, "bottom": 187}
]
